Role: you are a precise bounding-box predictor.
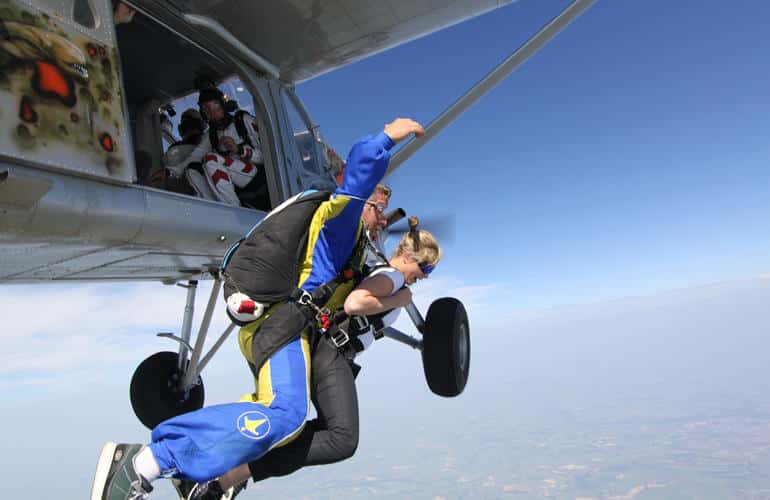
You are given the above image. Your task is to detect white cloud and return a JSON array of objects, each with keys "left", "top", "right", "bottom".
[
  {"left": 400, "top": 275, "right": 505, "bottom": 327},
  {"left": 502, "top": 276, "right": 770, "bottom": 324},
  {"left": 0, "top": 281, "right": 235, "bottom": 381},
  {"left": 0, "top": 270, "right": 519, "bottom": 407},
  {"left": 3, "top": 273, "right": 770, "bottom": 500},
  {"left": 6, "top": 273, "right": 765, "bottom": 382},
  {"left": 0, "top": 273, "right": 504, "bottom": 386}
]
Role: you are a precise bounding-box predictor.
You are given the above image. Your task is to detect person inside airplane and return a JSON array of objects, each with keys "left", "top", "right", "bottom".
[
  {"left": 147, "top": 109, "right": 202, "bottom": 195},
  {"left": 156, "top": 109, "right": 219, "bottom": 200},
  {"left": 89, "top": 118, "right": 425, "bottom": 500},
  {"left": 181, "top": 228, "right": 441, "bottom": 500},
  {"left": 174, "top": 109, "right": 206, "bottom": 147},
  {"left": 165, "top": 87, "right": 268, "bottom": 209}
]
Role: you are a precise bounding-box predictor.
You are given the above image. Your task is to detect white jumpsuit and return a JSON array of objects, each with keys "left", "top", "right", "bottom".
[{"left": 167, "top": 113, "right": 264, "bottom": 206}]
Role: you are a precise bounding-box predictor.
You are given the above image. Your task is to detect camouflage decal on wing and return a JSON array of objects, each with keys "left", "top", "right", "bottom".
[{"left": 0, "top": 1, "right": 128, "bottom": 179}]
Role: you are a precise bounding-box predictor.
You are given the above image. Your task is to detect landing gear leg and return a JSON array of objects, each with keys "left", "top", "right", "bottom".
[{"left": 130, "top": 277, "right": 236, "bottom": 429}]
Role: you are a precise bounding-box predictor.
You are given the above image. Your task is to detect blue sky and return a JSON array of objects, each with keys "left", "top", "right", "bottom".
[
  {"left": 297, "top": 0, "right": 770, "bottom": 310},
  {"left": 3, "top": 0, "right": 770, "bottom": 498}
]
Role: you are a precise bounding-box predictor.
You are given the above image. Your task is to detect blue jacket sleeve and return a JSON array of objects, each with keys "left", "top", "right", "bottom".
[
  {"left": 336, "top": 132, "right": 395, "bottom": 200},
  {"left": 298, "top": 132, "right": 395, "bottom": 292}
]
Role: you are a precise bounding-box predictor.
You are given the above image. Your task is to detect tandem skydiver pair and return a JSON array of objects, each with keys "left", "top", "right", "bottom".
[{"left": 90, "top": 118, "right": 446, "bottom": 500}]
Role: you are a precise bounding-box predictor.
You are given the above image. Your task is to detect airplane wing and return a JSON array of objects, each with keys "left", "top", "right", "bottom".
[
  {"left": 0, "top": 0, "right": 592, "bottom": 284},
  {"left": 173, "top": 0, "right": 516, "bottom": 83}
]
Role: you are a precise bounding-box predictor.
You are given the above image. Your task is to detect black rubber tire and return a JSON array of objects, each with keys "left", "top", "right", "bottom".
[
  {"left": 130, "top": 351, "right": 205, "bottom": 429},
  {"left": 421, "top": 297, "right": 471, "bottom": 397}
]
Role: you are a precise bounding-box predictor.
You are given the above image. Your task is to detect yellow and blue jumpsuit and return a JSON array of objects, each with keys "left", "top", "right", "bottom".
[{"left": 147, "top": 131, "right": 395, "bottom": 482}]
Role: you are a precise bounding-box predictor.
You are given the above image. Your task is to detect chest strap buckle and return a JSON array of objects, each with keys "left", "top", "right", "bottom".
[
  {"left": 328, "top": 325, "right": 350, "bottom": 348},
  {"left": 296, "top": 290, "right": 334, "bottom": 332}
]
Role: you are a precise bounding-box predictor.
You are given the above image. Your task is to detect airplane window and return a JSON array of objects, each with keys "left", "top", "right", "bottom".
[
  {"left": 161, "top": 79, "right": 257, "bottom": 153},
  {"left": 281, "top": 89, "right": 336, "bottom": 191},
  {"left": 29, "top": 0, "right": 100, "bottom": 29},
  {"left": 222, "top": 79, "right": 258, "bottom": 117},
  {"left": 72, "top": 0, "right": 98, "bottom": 29},
  {"left": 153, "top": 78, "right": 271, "bottom": 209}
]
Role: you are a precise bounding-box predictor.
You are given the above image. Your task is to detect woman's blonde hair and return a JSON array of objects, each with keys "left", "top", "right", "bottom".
[{"left": 394, "top": 229, "right": 442, "bottom": 266}]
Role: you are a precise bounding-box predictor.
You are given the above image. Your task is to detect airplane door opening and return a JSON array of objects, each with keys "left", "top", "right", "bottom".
[{"left": 112, "top": 4, "right": 275, "bottom": 210}]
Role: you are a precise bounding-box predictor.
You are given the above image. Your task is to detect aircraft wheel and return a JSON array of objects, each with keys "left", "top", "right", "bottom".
[
  {"left": 421, "top": 297, "right": 470, "bottom": 397},
  {"left": 130, "top": 351, "right": 204, "bottom": 429}
]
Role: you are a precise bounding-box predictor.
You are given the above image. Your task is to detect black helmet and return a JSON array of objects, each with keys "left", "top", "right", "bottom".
[
  {"left": 197, "top": 87, "right": 225, "bottom": 107},
  {"left": 178, "top": 108, "right": 204, "bottom": 136},
  {"left": 197, "top": 87, "right": 238, "bottom": 124}
]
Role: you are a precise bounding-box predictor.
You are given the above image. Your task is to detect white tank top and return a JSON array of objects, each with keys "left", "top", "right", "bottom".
[{"left": 362, "top": 266, "right": 405, "bottom": 329}]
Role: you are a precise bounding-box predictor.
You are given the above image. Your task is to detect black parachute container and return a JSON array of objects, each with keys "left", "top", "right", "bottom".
[{"left": 221, "top": 190, "right": 331, "bottom": 305}]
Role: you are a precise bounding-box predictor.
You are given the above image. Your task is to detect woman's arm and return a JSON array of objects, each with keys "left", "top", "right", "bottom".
[{"left": 344, "top": 274, "right": 412, "bottom": 315}]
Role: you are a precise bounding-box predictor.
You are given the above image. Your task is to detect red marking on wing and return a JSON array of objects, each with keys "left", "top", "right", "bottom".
[
  {"left": 223, "top": 156, "right": 234, "bottom": 167},
  {"left": 241, "top": 163, "right": 253, "bottom": 174},
  {"left": 32, "top": 60, "right": 76, "bottom": 107},
  {"left": 19, "top": 96, "right": 38, "bottom": 124},
  {"left": 99, "top": 132, "right": 115, "bottom": 152}
]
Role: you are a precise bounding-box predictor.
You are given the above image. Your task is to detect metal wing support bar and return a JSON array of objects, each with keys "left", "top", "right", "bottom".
[
  {"left": 385, "top": 0, "right": 597, "bottom": 177},
  {"left": 156, "top": 278, "right": 237, "bottom": 393}
]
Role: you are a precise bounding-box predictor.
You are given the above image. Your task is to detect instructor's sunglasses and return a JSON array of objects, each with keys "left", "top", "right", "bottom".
[{"left": 366, "top": 202, "right": 387, "bottom": 215}]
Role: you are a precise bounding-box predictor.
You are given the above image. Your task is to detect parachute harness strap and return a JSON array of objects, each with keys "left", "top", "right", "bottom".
[
  {"left": 366, "top": 238, "right": 389, "bottom": 266},
  {"left": 295, "top": 289, "right": 332, "bottom": 332},
  {"left": 293, "top": 283, "right": 354, "bottom": 348},
  {"left": 292, "top": 227, "right": 368, "bottom": 347}
]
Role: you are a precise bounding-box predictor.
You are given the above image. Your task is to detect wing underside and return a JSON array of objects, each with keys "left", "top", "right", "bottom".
[
  {"left": 166, "top": 0, "right": 515, "bottom": 82},
  {"left": 0, "top": 164, "right": 259, "bottom": 284}
]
